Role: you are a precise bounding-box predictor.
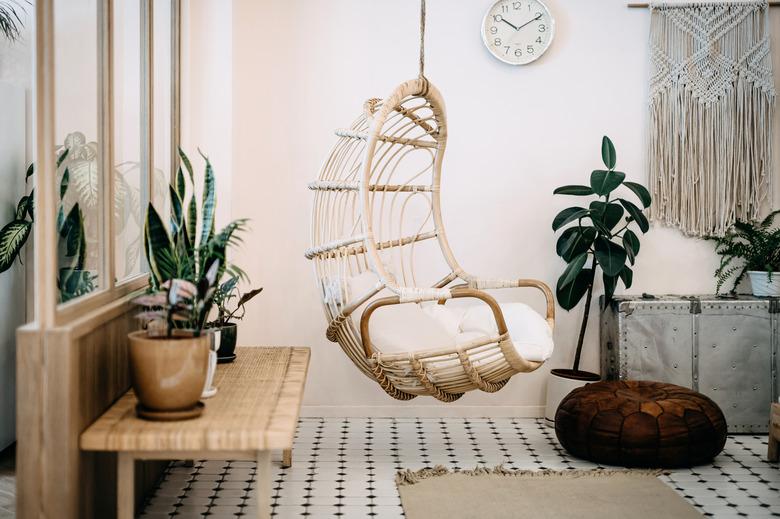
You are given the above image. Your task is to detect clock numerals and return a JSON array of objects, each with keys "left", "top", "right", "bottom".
[{"left": 483, "top": 0, "right": 554, "bottom": 65}]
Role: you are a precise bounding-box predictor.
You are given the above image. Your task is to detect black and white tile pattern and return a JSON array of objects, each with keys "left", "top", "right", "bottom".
[{"left": 140, "top": 418, "right": 780, "bottom": 518}]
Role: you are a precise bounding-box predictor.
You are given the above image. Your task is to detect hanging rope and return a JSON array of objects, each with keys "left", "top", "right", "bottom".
[{"left": 419, "top": 0, "right": 426, "bottom": 78}]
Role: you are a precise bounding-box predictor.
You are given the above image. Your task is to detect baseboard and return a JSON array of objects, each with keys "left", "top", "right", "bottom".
[{"left": 299, "top": 405, "right": 545, "bottom": 418}]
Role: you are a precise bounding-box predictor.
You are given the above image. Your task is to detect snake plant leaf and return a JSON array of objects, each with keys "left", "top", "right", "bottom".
[
  {"left": 590, "top": 201, "right": 624, "bottom": 230},
  {"left": 622, "top": 229, "right": 640, "bottom": 264},
  {"left": 553, "top": 185, "right": 594, "bottom": 196},
  {"left": 176, "top": 166, "right": 186, "bottom": 203},
  {"left": 622, "top": 181, "right": 652, "bottom": 209},
  {"left": 200, "top": 158, "right": 216, "bottom": 247},
  {"left": 619, "top": 265, "right": 633, "bottom": 289},
  {"left": 601, "top": 136, "right": 616, "bottom": 169},
  {"left": 618, "top": 198, "right": 649, "bottom": 233},
  {"left": 145, "top": 204, "right": 177, "bottom": 284},
  {"left": 178, "top": 147, "right": 194, "bottom": 183},
  {"left": 603, "top": 272, "right": 618, "bottom": 302},
  {"left": 552, "top": 207, "right": 589, "bottom": 231},
  {"left": 25, "top": 163, "right": 33, "bottom": 183},
  {"left": 60, "top": 167, "right": 69, "bottom": 200},
  {"left": 0, "top": 220, "right": 32, "bottom": 273},
  {"left": 556, "top": 267, "right": 593, "bottom": 311},
  {"left": 594, "top": 237, "right": 627, "bottom": 277},
  {"left": 590, "top": 169, "right": 625, "bottom": 196},
  {"left": 557, "top": 226, "right": 597, "bottom": 262},
  {"left": 169, "top": 184, "right": 183, "bottom": 235},
  {"left": 186, "top": 195, "right": 197, "bottom": 253},
  {"left": 559, "top": 252, "right": 588, "bottom": 289}
]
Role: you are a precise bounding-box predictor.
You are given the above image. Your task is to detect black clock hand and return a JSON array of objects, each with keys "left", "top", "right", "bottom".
[
  {"left": 516, "top": 13, "right": 542, "bottom": 31},
  {"left": 500, "top": 18, "right": 520, "bottom": 31}
]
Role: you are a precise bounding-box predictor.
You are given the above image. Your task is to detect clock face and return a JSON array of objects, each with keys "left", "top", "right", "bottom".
[{"left": 481, "top": 0, "right": 555, "bottom": 65}]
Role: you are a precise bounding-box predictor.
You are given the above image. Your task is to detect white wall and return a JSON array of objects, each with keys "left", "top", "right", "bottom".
[{"left": 189, "top": 0, "right": 780, "bottom": 416}]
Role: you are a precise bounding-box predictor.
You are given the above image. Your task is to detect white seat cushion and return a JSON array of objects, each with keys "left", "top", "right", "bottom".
[{"left": 346, "top": 271, "right": 553, "bottom": 362}]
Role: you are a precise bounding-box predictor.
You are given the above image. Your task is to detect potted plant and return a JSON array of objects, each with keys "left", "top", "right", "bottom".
[
  {"left": 130, "top": 265, "right": 220, "bottom": 420},
  {"left": 708, "top": 211, "right": 780, "bottom": 296},
  {"left": 546, "top": 136, "right": 652, "bottom": 425},
  {"left": 209, "top": 276, "right": 262, "bottom": 363}
]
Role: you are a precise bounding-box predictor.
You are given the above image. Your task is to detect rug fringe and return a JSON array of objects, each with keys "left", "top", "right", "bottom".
[{"left": 395, "top": 465, "right": 664, "bottom": 486}]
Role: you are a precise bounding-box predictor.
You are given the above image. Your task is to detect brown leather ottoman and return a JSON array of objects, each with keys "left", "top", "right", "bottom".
[{"left": 555, "top": 380, "right": 727, "bottom": 467}]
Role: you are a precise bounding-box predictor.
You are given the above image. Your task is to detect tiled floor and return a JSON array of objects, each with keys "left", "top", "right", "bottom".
[
  {"left": 0, "top": 445, "right": 13, "bottom": 519},
  {"left": 141, "top": 418, "right": 780, "bottom": 518}
]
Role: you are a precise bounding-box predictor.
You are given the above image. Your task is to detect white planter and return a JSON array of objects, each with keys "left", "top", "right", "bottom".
[
  {"left": 544, "top": 369, "right": 600, "bottom": 427},
  {"left": 748, "top": 271, "right": 780, "bottom": 297}
]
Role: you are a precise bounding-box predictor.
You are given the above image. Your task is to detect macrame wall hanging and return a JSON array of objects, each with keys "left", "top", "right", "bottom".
[{"left": 648, "top": 1, "right": 775, "bottom": 237}]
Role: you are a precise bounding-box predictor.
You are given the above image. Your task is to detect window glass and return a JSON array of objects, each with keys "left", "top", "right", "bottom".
[
  {"left": 53, "top": 0, "right": 103, "bottom": 303},
  {"left": 113, "top": 0, "right": 146, "bottom": 282},
  {"left": 152, "top": 0, "right": 173, "bottom": 210}
]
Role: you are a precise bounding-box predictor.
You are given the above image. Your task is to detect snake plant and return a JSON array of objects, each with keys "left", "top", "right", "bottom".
[{"left": 552, "top": 136, "right": 652, "bottom": 371}]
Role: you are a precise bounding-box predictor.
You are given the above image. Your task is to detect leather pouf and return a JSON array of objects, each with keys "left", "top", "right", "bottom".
[{"left": 555, "top": 380, "right": 727, "bottom": 468}]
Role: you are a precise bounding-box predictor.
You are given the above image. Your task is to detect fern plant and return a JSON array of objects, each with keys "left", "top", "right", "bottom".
[
  {"left": 0, "top": 0, "right": 29, "bottom": 43},
  {"left": 708, "top": 211, "right": 780, "bottom": 294}
]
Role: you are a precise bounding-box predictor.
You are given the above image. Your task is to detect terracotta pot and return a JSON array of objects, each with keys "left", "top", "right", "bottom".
[
  {"left": 544, "top": 368, "right": 600, "bottom": 427},
  {"left": 128, "top": 330, "right": 210, "bottom": 412}
]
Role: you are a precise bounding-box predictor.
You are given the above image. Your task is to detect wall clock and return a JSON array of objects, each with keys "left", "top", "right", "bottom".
[{"left": 481, "top": 0, "right": 555, "bottom": 65}]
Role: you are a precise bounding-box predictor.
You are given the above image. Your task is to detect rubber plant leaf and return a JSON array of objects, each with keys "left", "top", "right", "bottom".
[
  {"left": 619, "top": 265, "right": 633, "bottom": 289},
  {"left": 557, "top": 226, "right": 597, "bottom": 262},
  {"left": 590, "top": 201, "right": 624, "bottom": 231},
  {"left": 622, "top": 181, "right": 652, "bottom": 209},
  {"left": 552, "top": 207, "right": 589, "bottom": 231},
  {"left": 553, "top": 185, "right": 594, "bottom": 196},
  {"left": 559, "top": 252, "right": 588, "bottom": 288},
  {"left": 622, "top": 229, "right": 640, "bottom": 264},
  {"left": 590, "top": 169, "right": 625, "bottom": 196},
  {"left": 0, "top": 220, "right": 32, "bottom": 273},
  {"left": 617, "top": 199, "right": 649, "bottom": 233},
  {"left": 594, "top": 237, "right": 627, "bottom": 277},
  {"left": 603, "top": 272, "right": 618, "bottom": 302},
  {"left": 601, "top": 136, "right": 616, "bottom": 169},
  {"left": 556, "top": 267, "right": 592, "bottom": 311}
]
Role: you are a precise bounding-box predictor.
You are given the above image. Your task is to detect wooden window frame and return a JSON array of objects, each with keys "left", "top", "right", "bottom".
[{"left": 34, "top": 0, "right": 182, "bottom": 327}]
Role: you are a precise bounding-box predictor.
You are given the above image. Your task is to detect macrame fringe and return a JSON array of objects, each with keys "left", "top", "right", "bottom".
[
  {"left": 648, "top": 1, "right": 775, "bottom": 237},
  {"left": 395, "top": 465, "right": 664, "bottom": 486}
]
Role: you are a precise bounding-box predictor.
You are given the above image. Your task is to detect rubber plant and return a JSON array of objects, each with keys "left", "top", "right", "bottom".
[
  {"left": 143, "top": 148, "right": 247, "bottom": 307},
  {"left": 552, "top": 136, "right": 652, "bottom": 373}
]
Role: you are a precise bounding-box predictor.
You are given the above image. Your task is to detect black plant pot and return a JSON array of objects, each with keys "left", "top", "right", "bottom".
[{"left": 215, "top": 323, "right": 238, "bottom": 363}]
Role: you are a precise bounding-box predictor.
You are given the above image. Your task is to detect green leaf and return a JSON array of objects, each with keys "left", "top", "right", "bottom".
[
  {"left": 556, "top": 268, "right": 593, "bottom": 311},
  {"left": 590, "top": 201, "right": 624, "bottom": 230},
  {"left": 619, "top": 266, "right": 633, "bottom": 289},
  {"left": 169, "top": 184, "right": 183, "bottom": 235},
  {"left": 590, "top": 169, "right": 626, "bottom": 196},
  {"left": 618, "top": 199, "right": 649, "bottom": 233},
  {"left": 553, "top": 185, "right": 594, "bottom": 196},
  {"left": 176, "top": 167, "right": 186, "bottom": 203},
  {"left": 0, "top": 220, "right": 32, "bottom": 273},
  {"left": 60, "top": 167, "right": 69, "bottom": 200},
  {"left": 622, "top": 229, "right": 640, "bottom": 264},
  {"left": 601, "top": 136, "right": 616, "bottom": 169},
  {"left": 56, "top": 206, "right": 64, "bottom": 233},
  {"left": 552, "top": 207, "right": 589, "bottom": 231},
  {"left": 622, "top": 181, "right": 651, "bottom": 209},
  {"left": 145, "top": 204, "right": 178, "bottom": 284},
  {"left": 59, "top": 204, "right": 82, "bottom": 257},
  {"left": 56, "top": 147, "right": 70, "bottom": 168},
  {"left": 186, "top": 195, "right": 197, "bottom": 256},
  {"left": 556, "top": 226, "right": 597, "bottom": 261},
  {"left": 25, "top": 163, "right": 34, "bottom": 183},
  {"left": 559, "top": 253, "right": 588, "bottom": 288},
  {"left": 200, "top": 159, "right": 216, "bottom": 246},
  {"left": 603, "top": 272, "right": 618, "bottom": 302},
  {"left": 594, "top": 237, "right": 627, "bottom": 277},
  {"left": 178, "top": 147, "right": 194, "bottom": 183}
]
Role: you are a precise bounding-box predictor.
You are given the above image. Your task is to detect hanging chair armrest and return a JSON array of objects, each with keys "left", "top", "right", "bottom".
[
  {"left": 360, "top": 287, "right": 509, "bottom": 358},
  {"left": 464, "top": 278, "right": 556, "bottom": 330}
]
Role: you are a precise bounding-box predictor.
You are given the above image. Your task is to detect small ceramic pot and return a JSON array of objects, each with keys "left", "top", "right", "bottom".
[
  {"left": 128, "top": 330, "right": 210, "bottom": 413},
  {"left": 748, "top": 271, "right": 780, "bottom": 297},
  {"left": 544, "top": 368, "right": 600, "bottom": 427},
  {"left": 215, "top": 323, "right": 238, "bottom": 362}
]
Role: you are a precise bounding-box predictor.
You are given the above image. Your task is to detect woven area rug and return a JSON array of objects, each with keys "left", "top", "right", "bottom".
[{"left": 395, "top": 466, "right": 702, "bottom": 519}]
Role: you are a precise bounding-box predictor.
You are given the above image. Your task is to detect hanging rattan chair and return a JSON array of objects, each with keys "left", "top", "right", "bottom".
[{"left": 305, "top": 76, "right": 556, "bottom": 402}]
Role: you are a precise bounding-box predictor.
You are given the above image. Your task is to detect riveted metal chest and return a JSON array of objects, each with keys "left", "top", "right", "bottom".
[{"left": 600, "top": 295, "right": 780, "bottom": 433}]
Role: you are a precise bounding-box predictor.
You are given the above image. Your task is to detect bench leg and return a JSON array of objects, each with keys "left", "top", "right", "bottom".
[
  {"left": 256, "top": 450, "right": 272, "bottom": 519},
  {"left": 282, "top": 448, "right": 292, "bottom": 468},
  {"left": 117, "top": 453, "right": 135, "bottom": 519},
  {"left": 770, "top": 432, "right": 778, "bottom": 462}
]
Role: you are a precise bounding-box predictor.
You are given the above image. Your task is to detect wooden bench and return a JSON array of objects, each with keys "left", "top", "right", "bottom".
[
  {"left": 80, "top": 347, "right": 310, "bottom": 519},
  {"left": 770, "top": 403, "right": 780, "bottom": 462}
]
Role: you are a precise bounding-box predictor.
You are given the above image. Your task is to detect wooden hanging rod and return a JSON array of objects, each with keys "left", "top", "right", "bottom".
[{"left": 628, "top": 2, "right": 780, "bottom": 6}]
